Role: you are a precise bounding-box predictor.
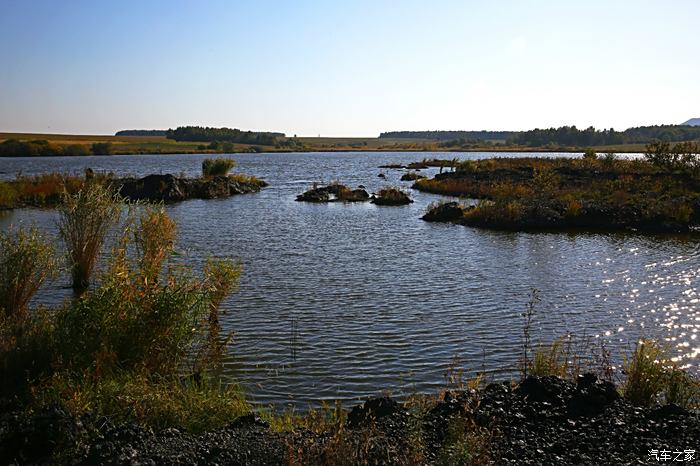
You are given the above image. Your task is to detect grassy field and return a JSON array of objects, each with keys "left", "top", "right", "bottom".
[{"left": 0, "top": 131, "right": 654, "bottom": 155}]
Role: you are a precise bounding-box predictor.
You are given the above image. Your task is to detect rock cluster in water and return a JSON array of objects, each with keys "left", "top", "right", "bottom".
[
  {"left": 295, "top": 184, "right": 369, "bottom": 203},
  {"left": 114, "top": 174, "right": 267, "bottom": 203}
]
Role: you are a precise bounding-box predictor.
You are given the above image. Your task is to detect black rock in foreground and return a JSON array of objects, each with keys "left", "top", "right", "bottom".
[{"left": 1, "top": 374, "right": 697, "bottom": 465}]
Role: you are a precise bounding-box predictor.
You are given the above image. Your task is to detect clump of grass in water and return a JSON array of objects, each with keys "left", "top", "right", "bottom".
[
  {"left": 623, "top": 339, "right": 700, "bottom": 408},
  {"left": 0, "top": 226, "right": 57, "bottom": 325},
  {"left": 133, "top": 204, "right": 176, "bottom": 284},
  {"left": 202, "top": 158, "right": 235, "bottom": 177},
  {"left": 58, "top": 182, "right": 121, "bottom": 291}
]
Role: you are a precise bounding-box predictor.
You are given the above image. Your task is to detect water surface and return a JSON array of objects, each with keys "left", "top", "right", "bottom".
[{"left": 1, "top": 152, "right": 698, "bottom": 408}]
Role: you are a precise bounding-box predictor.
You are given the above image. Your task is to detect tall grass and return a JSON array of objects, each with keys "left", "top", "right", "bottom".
[
  {"left": 622, "top": 339, "right": 700, "bottom": 408},
  {"left": 58, "top": 183, "right": 121, "bottom": 290},
  {"left": 202, "top": 158, "right": 235, "bottom": 177},
  {"left": 0, "top": 226, "right": 56, "bottom": 324},
  {"left": 0, "top": 202, "right": 248, "bottom": 431},
  {"left": 39, "top": 372, "right": 249, "bottom": 433},
  {"left": 133, "top": 205, "right": 177, "bottom": 284}
]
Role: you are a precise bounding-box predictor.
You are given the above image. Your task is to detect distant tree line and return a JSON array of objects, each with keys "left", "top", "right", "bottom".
[
  {"left": 115, "top": 130, "right": 167, "bottom": 136},
  {"left": 0, "top": 139, "right": 112, "bottom": 157},
  {"left": 379, "top": 130, "right": 518, "bottom": 141},
  {"left": 508, "top": 125, "right": 700, "bottom": 147},
  {"left": 166, "top": 126, "right": 285, "bottom": 145}
]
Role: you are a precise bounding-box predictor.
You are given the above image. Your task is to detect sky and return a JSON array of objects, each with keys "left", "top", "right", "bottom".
[{"left": 0, "top": 0, "right": 698, "bottom": 136}]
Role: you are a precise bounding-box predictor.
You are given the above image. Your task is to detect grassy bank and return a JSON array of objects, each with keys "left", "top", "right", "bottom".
[
  {"left": 417, "top": 145, "right": 700, "bottom": 232},
  {"left": 0, "top": 158, "right": 265, "bottom": 210},
  {"left": 0, "top": 132, "right": 668, "bottom": 155}
]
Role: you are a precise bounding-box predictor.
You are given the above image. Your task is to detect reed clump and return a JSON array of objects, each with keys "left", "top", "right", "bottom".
[
  {"left": 623, "top": 339, "right": 699, "bottom": 408},
  {"left": 1, "top": 198, "right": 247, "bottom": 431},
  {"left": 58, "top": 182, "right": 121, "bottom": 290},
  {"left": 202, "top": 157, "right": 236, "bottom": 177}
]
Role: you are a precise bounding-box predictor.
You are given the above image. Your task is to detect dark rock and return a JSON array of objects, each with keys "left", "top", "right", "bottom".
[
  {"left": 378, "top": 173, "right": 386, "bottom": 178},
  {"left": 227, "top": 413, "right": 270, "bottom": 430},
  {"left": 422, "top": 201, "right": 465, "bottom": 222},
  {"left": 347, "top": 397, "right": 400, "bottom": 428},
  {"left": 516, "top": 376, "right": 570, "bottom": 405},
  {"left": 296, "top": 184, "right": 370, "bottom": 203},
  {"left": 567, "top": 373, "right": 620, "bottom": 417},
  {"left": 0, "top": 405, "right": 84, "bottom": 465},
  {"left": 400, "top": 172, "right": 426, "bottom": 181},
  {"left": 648, "top": 403, "right": 690, "bottom": 420},
  {"left": 371, "top": 188, "right": 413, "bottom": 206},
  {"left": 115, "top": 174, "right": 266, "bottom": 203}
]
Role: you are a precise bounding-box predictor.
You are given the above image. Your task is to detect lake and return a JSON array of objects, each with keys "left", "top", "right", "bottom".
[{"left": 1, "top": 151, "right": 698, "bottom": 408}]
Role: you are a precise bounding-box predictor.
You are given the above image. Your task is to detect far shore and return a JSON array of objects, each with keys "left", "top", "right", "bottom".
[{"left": 0, "top": 131, "right": 650, "bottom": 156}]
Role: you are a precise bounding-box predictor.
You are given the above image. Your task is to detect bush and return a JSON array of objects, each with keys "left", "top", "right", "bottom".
[
  {"left": 602, "top": 152, "right": 617, "bottom": 167},
  {"left": 202, "top": 158, "right": 236, "bottom": 177},
  {"left": 0, "top": 181, "right": 18, "bottom": 209},
  {"left": 582, "top": 148, "right": 597, "bottom": 160},
  {"left": 0, "top": 227, "right": 57, "bottom": 395},
  {"left": 62, "top": 144, "right": 90, "bottom": 156},
  {"left": 55, "top": 205, "right": 242, "bottom": 376},
  {"left": 644, "top": 140, "right": 700, "bottom": 174},
  {"left": 91, "top": 142, "right": 113, "bottom": 155},
  {"left": 58, "top": 183, "right": 121, "bottom": 290}
]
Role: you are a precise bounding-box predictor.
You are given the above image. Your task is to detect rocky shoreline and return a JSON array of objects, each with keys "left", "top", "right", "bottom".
[{"left": 2, "top": 374, "right": 697, "bottom": 465}]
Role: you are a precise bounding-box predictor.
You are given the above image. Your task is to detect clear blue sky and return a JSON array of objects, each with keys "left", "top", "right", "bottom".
[{"left": 1, "top": 0, "right": 698, "bottom": 136}]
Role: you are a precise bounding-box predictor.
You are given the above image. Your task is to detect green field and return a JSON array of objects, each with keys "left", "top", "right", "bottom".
[{"left": 0, "top": 131, "right": 655, "bottom": 155}]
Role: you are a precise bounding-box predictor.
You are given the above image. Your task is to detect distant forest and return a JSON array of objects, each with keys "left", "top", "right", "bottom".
[
  {"left": 381, "top": 125, "right": 700, "bottom": 147},
  {"left": 509, "top": 125, "right": 700, "bottom": 147},
  {"left": 165, "top": 126, "right": 285, "bottom": 145},
  {"left": 379, "top": 131, "right": 517, "bottom": 141},
  {"left": 115, "top": 130, "right": 167, "bottom": 136}
]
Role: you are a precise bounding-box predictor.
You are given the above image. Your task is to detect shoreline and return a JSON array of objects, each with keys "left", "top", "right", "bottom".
[
  {"left": 3, "top": 373, "right": 697, "bottom": 465},
  {"left": 0, "top": 146, "right": 647, "bottom": 157}
]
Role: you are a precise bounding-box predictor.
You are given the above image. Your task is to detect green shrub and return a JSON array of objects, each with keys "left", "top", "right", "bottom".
[
  {"left": 62, "top": 144, "right": 90, "bottom": 156},
  {"left": 583, "top": 148, "right": 597, "bottom": 160},
  {"left": 0, "top": 182, "right": 17, "bottom": 208},
  {"left": 91, "top": 142, "right": 113, "bottom": 155},
  {"left": 202, "top": 158, "right": 236, "bottom": 177},
  {"left": 39, "top": 371, "right": 249, "bottom": 433},
  {"left": 620, "top": 339, "right": 697, "bottom": 407},
  {"left": 58, "top": 183, "right": 121, "bottom": 290},
  {"left": 529, "top": 339, "right": 568, "bottom": 378},
  {"left": 602, "top": 152, "right": 617, "bottom": 167}
]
